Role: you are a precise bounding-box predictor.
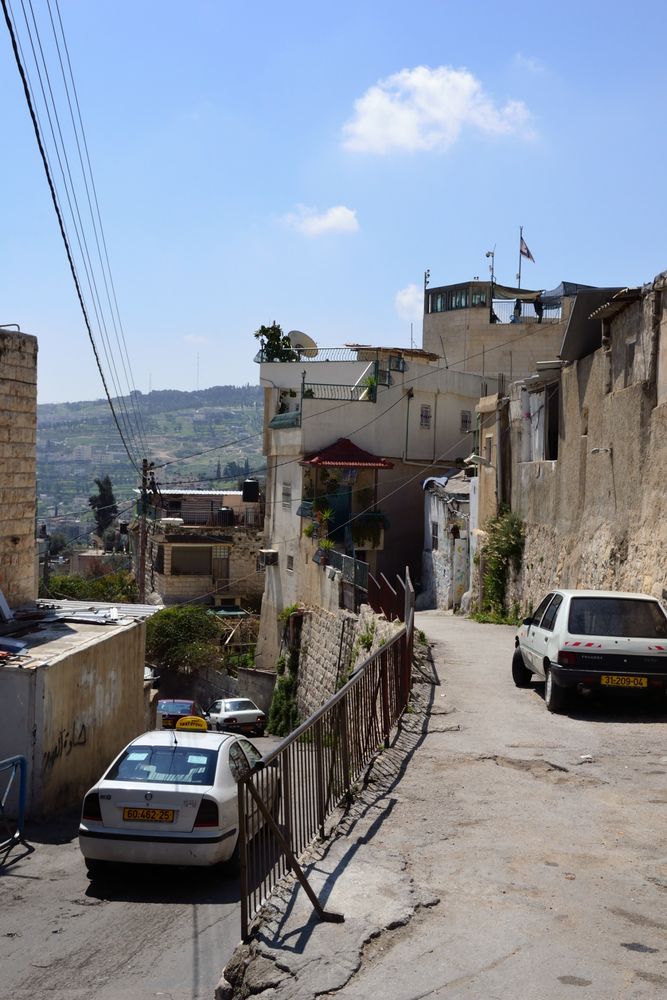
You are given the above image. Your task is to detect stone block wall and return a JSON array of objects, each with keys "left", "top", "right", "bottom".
[
  {"left": 296, "top": 604, "right": 402, "bottom": 720},
  {"left": 0, "top": 330, "right": 37, "bottom": 607}
]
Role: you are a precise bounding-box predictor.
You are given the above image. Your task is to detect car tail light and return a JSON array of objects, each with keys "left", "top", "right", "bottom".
[
  {"left": 82, "top": 791, "right": 102, "bottom": 821},
  {"left": 257, "top": 714, "right": 266, "bottom": 723},
  {"left": 225, "top": 717, "right": 237, "bottom": 725},
  {"left": 557, "top": 650, "right": 578, "bottom": 668},
  {"left": 194, "top": 798, "right": 219, "bottom": 828}
]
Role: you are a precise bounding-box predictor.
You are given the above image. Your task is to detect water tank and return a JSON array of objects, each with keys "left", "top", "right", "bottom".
[
  {"left": 217, "top": 507, "right": 235, "bottom": 527},
  {"left": 242, "top": 478, "right": 260, "bottom": 502}
]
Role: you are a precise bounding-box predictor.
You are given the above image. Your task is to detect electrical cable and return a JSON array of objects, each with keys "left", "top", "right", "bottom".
[{"left": 2, "top": 0, "right": 141, "bottom": 471}]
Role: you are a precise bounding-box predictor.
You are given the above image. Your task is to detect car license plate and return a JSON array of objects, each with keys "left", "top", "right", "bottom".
[
  {"left": 123, "top": 807, "right": 174, "bottom": 822},
  {"left": 601, "top": 675, "right": 648, "bottom": 688}
]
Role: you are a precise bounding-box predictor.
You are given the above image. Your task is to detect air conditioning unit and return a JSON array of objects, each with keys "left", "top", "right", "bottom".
[{"left": 258, "top": 549, "right": 279, "bottom": 567}]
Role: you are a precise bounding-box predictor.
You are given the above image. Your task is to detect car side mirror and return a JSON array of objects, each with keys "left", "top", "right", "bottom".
[{"left": 522, "top": 616, "right": 534, "bottom": 626}]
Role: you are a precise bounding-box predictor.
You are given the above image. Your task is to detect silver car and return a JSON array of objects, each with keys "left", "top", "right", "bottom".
[{"left": 513, "top": 589, "right": 667, "bottom": 713}]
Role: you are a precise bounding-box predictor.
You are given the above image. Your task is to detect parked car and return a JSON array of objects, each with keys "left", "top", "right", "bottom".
[
  {"left": 206, "top": 698, "right": 267, "bottom": 736},
  {"left": 156, "top": 698, "right": 206, "bottom": 729},
  {"left": 78, "top": 729, "right": 278, "bottom": 876},
  {"left": 513, "top": 589, "right": 667, "bottom": 713}
]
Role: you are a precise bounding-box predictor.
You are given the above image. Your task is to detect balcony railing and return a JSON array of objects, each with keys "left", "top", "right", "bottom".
[
  {"left": 491, "top": 300, "right": 562, "bottom": 324},
  {"left": 303, "top": 382, "right": 376, "bottom": 402}
]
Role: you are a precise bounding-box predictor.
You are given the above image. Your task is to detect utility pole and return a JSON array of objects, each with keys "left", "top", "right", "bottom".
[{"left": 138, "top": 458, "right": 148, "bottom": 603}]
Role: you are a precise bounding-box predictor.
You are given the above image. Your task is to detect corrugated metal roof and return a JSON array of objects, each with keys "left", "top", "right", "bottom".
[
  {"left": 589, "top": 287, "right": 642, "bottom": 320},
  {"left": 35, "top": 598, "right": 163, "bottom": 620},
  {"left": 135, "top": 488, "right": 244, "bottom": 497}
]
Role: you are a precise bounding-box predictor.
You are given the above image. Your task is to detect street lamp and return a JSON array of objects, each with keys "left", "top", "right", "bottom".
[{"left": 485, "top": 249, "right": 496, "bottom": 323}]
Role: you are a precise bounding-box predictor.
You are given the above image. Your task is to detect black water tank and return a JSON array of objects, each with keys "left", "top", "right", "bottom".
[
  {"left": 242, "top": 478, "right": 260, "bottom": 502},
  {"left": 217, "top": 507, "right": 235, "bottom": 527}
]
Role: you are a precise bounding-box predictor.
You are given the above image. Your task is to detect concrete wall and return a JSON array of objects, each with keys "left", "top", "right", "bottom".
[
  {"left": 507, "top": 279, "right": 667, "bottom": 609},
  {"left": 423, "top": 298, "right": 571, "bottom": 379},
  {"left": 0, "top": 330, "right": 38, "bottom": 607},
  {"left": 0, "top": 621, "right": 147, "bottom": 818}
]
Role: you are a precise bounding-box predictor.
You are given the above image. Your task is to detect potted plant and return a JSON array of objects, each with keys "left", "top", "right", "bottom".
[{"left": 318, "top": 538, "right": 335, "bottom": 565}]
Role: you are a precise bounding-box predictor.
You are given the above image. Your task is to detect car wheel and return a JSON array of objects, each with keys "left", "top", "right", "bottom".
[
  {"left": 544, "top": 667, "right": 567, "bottom": 714},
  {"left": 512, "top": 648, "right": 532, "bottom": 688}
]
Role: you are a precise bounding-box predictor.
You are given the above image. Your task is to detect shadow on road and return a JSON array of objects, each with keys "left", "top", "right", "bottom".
[
  {"left": 85, "top": 861, "right": 242, "bottom": 905},
  {"left": 533, "top": 682, "right": 667, "bottom": 723}
]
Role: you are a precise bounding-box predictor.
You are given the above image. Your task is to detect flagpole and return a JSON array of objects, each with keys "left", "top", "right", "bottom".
[{"left": 517, "top": 225, "right": 523, "bottom": 290}]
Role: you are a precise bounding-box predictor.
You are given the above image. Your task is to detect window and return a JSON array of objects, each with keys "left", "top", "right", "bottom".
[
  {"left": 228, "top": 743, "right": 250, "bottom": 782},
  {"left": 431, "top": 521, "right": 439, "bottom": 551},
  {"left": 532, "top": 593, "right": 555, "bottom": 626},
  {"left": 484, "top": 434, "right": 493, "bottom": 464},
  {"left": 420, "top": 404, "right": 432, "bottom": 428},
  {"left": 460, "top": 410, "right": 472, "bottom": 433},
  {"left": 568, "top": 597, "right": 667, "bottom": 638},
  {"left": 471, "top": 290, "right": 487, "bottom": 307},
  {"left": 106, "top": 746, "right": 218, "bottom": 785},
  {"left": 282, "top": 482, "right": 292, "bottom": 510},
  {"left": 624, "top": 340, "right": 636, "bottom": 387},
  {"left": 171, "top": 546, "right": 212, "bottom": 576},
  {"left": 287, "top": 555, "right": 294, "bottom": 572},
  {"left": 540, "top": 594, "right": 563, "bottom": 631}
]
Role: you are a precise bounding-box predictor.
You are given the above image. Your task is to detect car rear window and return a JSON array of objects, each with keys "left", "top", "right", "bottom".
[
  {"left": 224, "top": 699, "right": 257, "bottom": 711},
  {"left": 568, "top": 598, "right": 667, "bottom": 638},
  {"left": 106, "top": 746, "right": 218, "bottom": 784},
  {"left": 157, "top": 700, "right": 194, "bottom": 714}
]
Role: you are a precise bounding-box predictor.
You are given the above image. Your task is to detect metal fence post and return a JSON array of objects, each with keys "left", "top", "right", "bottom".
[
  {"left": 315, "top": 717, "right": 326, "bottom": 838},
  {"left": 380, "top": 649, "right": 391, "bottom": 746},
  {"left": 238, "top": 779, "right": 249, "bottom": 942}
]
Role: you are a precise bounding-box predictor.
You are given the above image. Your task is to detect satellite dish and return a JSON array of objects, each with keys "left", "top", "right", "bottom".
[{"left": 288, "top": 330, "right": 318, "bottom": 357}]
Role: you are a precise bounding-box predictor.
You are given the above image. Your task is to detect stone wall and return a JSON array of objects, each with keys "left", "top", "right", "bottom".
[
  {"left": 0, "top": 330, "right": 37, "bottom": 607},
  {"left": 296, "top": 604, "right": 402, "bottom": 720},
  {"left": 507, "top": 281, "right": 667, "bottom": 611}
]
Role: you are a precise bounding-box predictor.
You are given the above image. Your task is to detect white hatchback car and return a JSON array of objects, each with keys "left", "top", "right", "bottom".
[
  {"left": 513, "top": 589, "right": 667, "bottom": 713},
  {"left": 78, "top": 729, "right": 277, "bottom": 877},
  {"left": 207, "top": 698, "right": 267, "bottom": 737}
]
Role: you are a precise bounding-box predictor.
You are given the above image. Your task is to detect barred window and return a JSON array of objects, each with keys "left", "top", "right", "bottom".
[
  {"left": 420, "top": 404, "right": 432, "bottom": 428},
  {"left": 282, "top": 482, "right": 292, "bottom": 510},
  {"left": 460, "top": 410, "right": 472, "bottom": 433},
  {"left": 431, "top": 522, "right": 439, "bottom": 551},
  {"left": 286, "top": 555, "right": 294, "bottom": 572}
]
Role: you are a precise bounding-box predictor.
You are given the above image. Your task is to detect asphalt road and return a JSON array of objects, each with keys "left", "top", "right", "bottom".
[
  {"left": 329, "top": 612, "right": 667, "bottom": 999},
  {"left": 0, "top": 735, "right": 280, "bottom": 1000}
]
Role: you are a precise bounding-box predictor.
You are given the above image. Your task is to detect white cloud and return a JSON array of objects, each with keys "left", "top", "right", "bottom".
[
  {"left": 395, "top": 284, "right": 423, "bottom": 324},
  {"left": 342, "top": 65, "right": 533, "bottom": 154},
  {"left": 283, "top": 204, "right": 359, "bottom": 236},
  {"left": 184, "top": 334, "right": 210, "bottom": 345}
]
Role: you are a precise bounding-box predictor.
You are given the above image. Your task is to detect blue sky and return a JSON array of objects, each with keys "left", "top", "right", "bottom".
[{"left": 2, "top": 0, "right": 666, "bottom": 404}]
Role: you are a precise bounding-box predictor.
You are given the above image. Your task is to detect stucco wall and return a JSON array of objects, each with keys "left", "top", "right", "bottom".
[
  {"left": 0, "top": 330, "right": 37, "bottom": 607},
  {"left": 31, "top": 622, "right": 146, "bottom": 817}
]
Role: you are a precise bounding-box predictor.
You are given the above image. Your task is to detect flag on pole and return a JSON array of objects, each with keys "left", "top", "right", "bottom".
[{"left": 520, "top": 235, "right": 535, "bottom": 262}]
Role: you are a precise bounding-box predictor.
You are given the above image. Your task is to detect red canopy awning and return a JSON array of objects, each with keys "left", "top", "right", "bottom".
[{"left": 301, "top": 438, "right": 393, "bottom": 469}]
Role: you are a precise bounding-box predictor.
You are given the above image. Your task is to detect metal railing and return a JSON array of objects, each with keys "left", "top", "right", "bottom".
[
  {"left": 238, "top": 574, "right": 414, "bottom": 940},
  {"left": 491, "top": 299, "right": 562, "bottom": 324},
  {"left": 303, "top": 382, "right": 376, "bottom": 402},
  {"left": 0, "top": 755, "right": 27, "bottom": 851}
]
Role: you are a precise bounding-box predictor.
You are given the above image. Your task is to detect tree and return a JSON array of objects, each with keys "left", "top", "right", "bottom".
[
  {"left": 254, "top": 322, "right": 298, "bottom": 362},
  {"left": 89, "top": 475, "right": 118, "bottom": 536}
]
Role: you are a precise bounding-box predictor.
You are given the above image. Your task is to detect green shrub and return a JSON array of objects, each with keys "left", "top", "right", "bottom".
[{"left": 479, "top": 507, "right": 525, "bottom": 617}]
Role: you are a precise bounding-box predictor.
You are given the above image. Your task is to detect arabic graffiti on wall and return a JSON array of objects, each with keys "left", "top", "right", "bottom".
[{"left": 42, "top": 721, "right": 87, "bottom": 773}]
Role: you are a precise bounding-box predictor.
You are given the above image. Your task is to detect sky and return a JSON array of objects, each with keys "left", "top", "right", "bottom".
[{"left": 2, "top": 0, "right": 667, "bottom": 405}]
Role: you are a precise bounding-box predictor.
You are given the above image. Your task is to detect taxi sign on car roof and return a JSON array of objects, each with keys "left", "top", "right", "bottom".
[{"left": 175, "top": 715, "right": 208, "bottom": 732}]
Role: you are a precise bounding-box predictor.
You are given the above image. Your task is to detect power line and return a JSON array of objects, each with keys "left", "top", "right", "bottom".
[{"left": 2, "top": 0, "right": 142, "bottom": 470}]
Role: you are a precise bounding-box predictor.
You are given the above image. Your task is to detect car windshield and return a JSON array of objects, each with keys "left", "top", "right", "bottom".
[
  {"left": 568, "top": 598, "right": 667, "bottom": 638},
  {"left": 224, "top": 700, "right": 257, "bottom": 711},
  {"left": 105, "top": 746, "right": 218, "bottom": 784},
  {"left": 158, "top": 701, "right": 193, "bottom": 714}
]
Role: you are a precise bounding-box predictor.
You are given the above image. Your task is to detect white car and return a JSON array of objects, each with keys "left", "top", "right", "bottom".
[
  {"left": 206, "top": 698, "right": 267, "bottom": 737},
  {"left": 513, "top": 589, "right": 667, "bottom": 713},
  {"left": 78, "top": 729, "right": 277, "bottom": 877}
]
